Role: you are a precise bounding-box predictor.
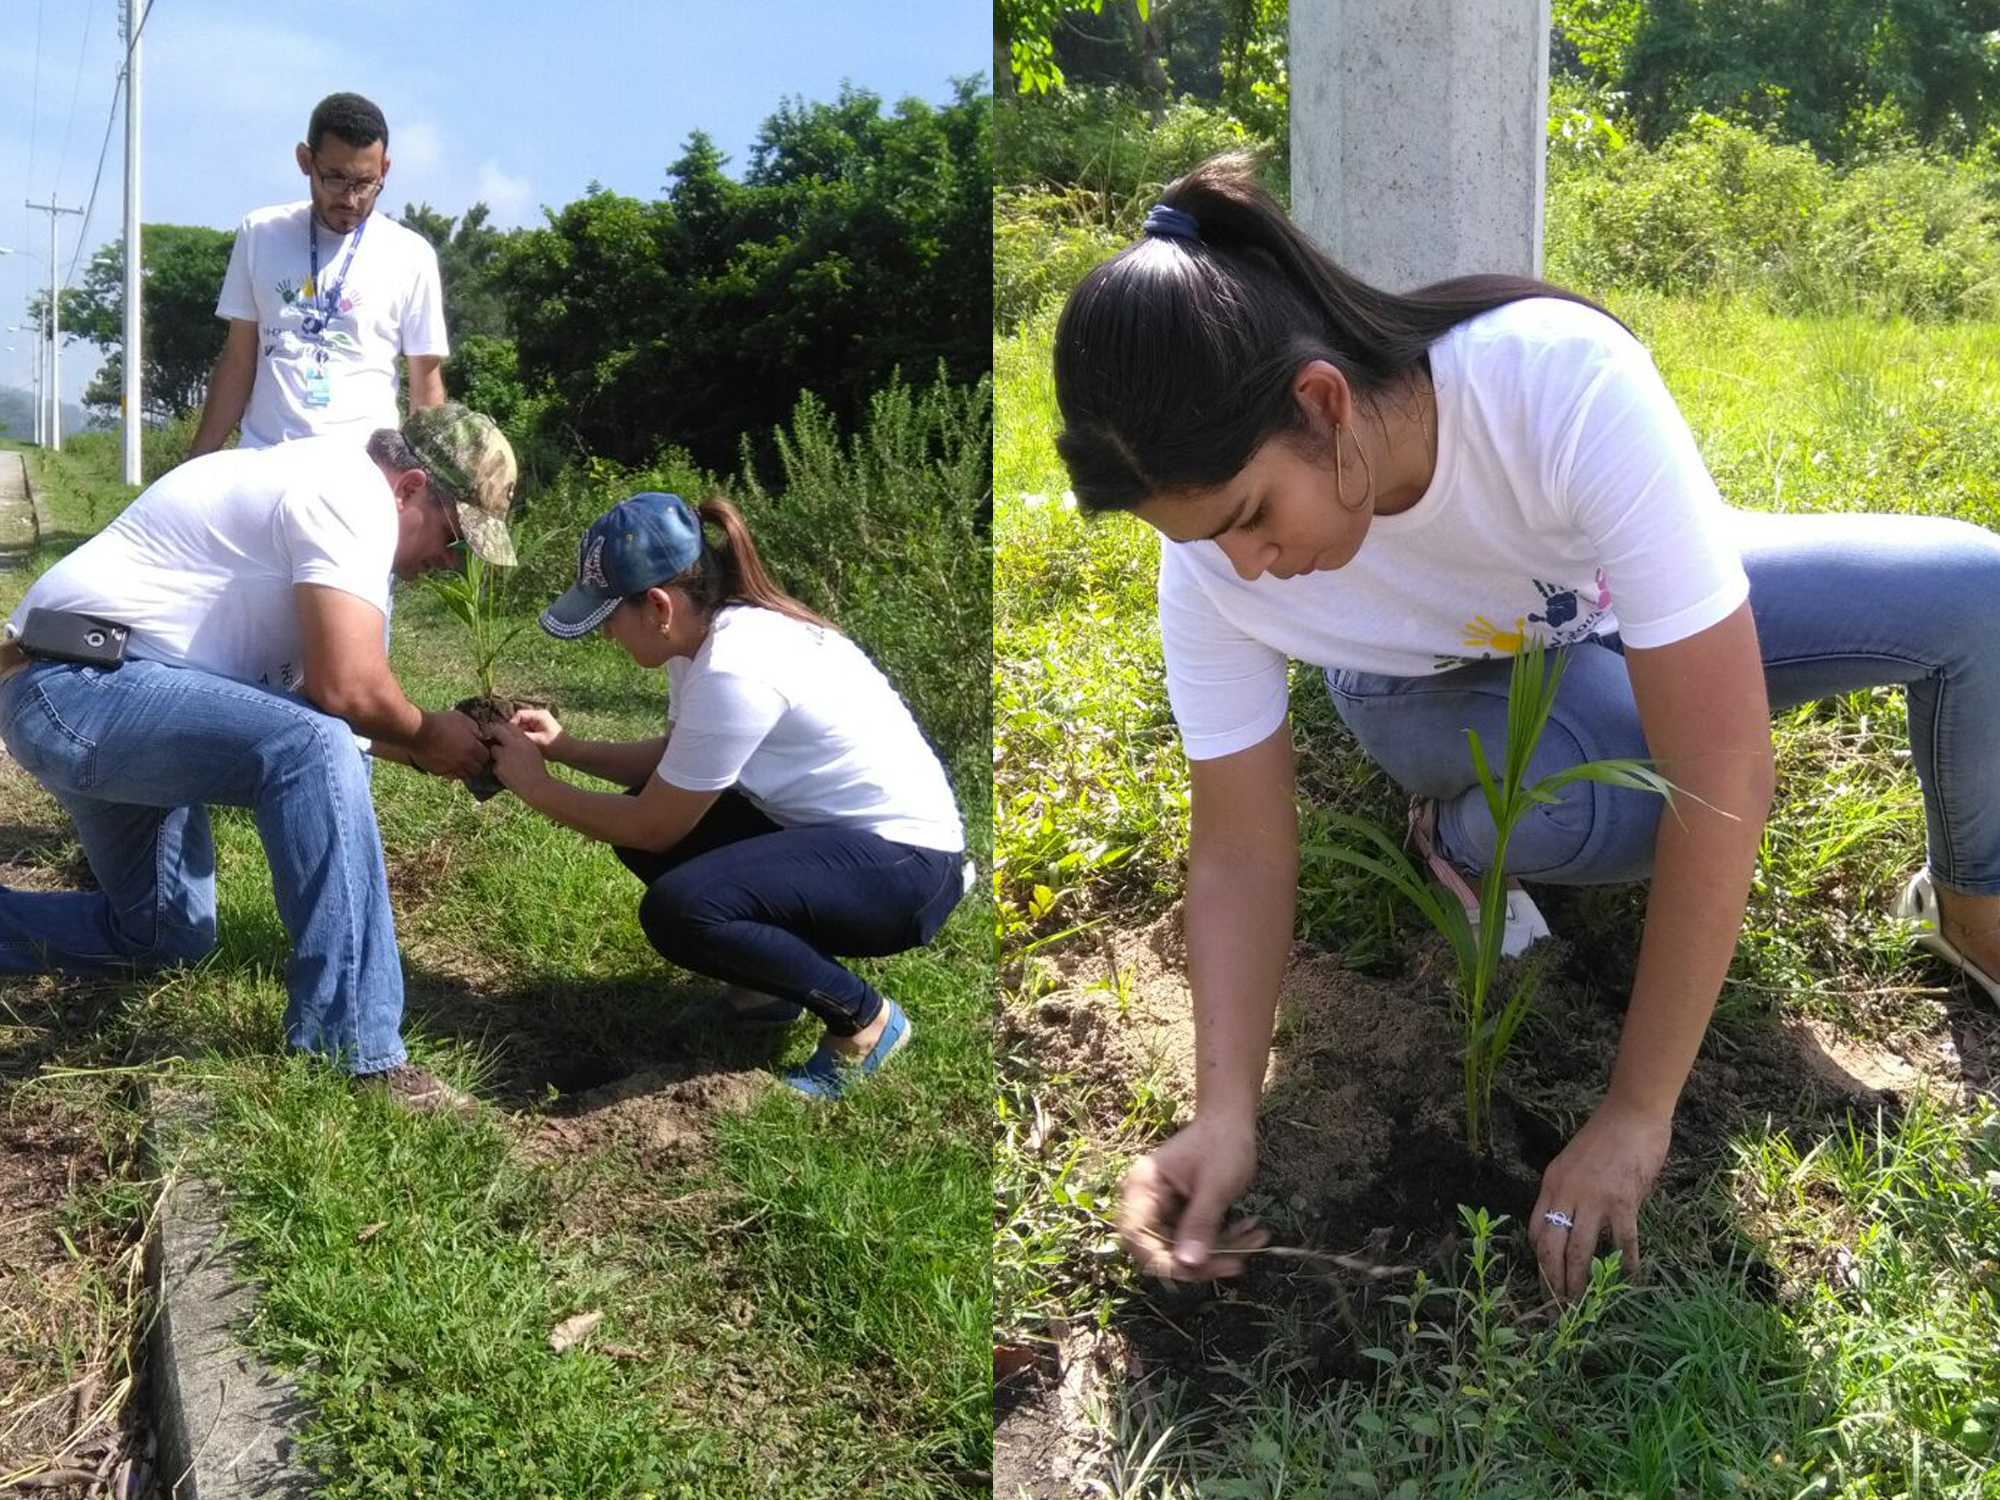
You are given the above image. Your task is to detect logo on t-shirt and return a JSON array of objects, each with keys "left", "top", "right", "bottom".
[{"left": 1435, "top": 570, "right": 1612, "bottom": 670}]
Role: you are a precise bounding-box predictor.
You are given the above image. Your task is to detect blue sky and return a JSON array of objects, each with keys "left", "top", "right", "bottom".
[{"left": 0, "top": 0, "right": 989, "bottom": 404}]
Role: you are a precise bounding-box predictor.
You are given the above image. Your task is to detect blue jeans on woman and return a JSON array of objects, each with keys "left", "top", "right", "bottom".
[
  {"left": 0, "top": 657, "right": 407, "bottom": 1072},
  {"left": 1327, "top": 511, "right": 2000, "bottom": 895},
  {"left": 613, "top": 790, "right": 965, "bottom": 1036}
]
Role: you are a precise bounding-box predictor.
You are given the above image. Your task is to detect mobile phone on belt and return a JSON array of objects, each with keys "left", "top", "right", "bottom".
[{"left": 17, "top": 609, "right": 130, "bottom": 669}]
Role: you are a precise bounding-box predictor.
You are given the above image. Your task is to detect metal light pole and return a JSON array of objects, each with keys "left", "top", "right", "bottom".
[
  {"left": 9, "top": 322, "right": 45, "bottom": 446},
  {"left": 120, "top": 0, "right": 143, "bottom": 483},
  {"left": 25, "top": 200, "right": 83, "bottom": 452}
]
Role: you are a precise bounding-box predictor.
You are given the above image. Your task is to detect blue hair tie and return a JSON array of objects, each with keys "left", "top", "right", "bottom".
[{"left": 1142, "top": 204, "right": 1201, "bottom": 243}]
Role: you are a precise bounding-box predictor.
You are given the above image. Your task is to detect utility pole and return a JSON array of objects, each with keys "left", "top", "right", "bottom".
[
  {"left": 31, "top": 324, "right": 44, "bottom": 446},
  {"left": 25, "top": 199, "right": 83, "bottom": 452},
  {"left": 121, "top": 0, "right": 143, "bottom": 483}
]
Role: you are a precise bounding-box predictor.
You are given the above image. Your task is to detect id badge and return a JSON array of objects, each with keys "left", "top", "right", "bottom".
[{"left": 302, "top": 362, "right": 331, "bottom": 409}]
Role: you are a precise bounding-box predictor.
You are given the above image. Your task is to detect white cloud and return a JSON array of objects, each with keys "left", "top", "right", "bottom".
[
  {"left": 473, "top": 162, "right": 535, "bottom": 227},
  {"left": 392, "top": 119, "right": 447, "bottom": 177}
]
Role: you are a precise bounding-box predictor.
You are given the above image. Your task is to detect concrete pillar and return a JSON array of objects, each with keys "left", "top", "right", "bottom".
[{"left": 1290, "top": 0, "right": 1551, "bottom": 290}]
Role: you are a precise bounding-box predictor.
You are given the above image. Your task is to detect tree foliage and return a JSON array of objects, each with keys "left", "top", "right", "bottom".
[
  {"left": 53, "top": 224, "right": 234, "bottom": 421},
  {"left": 498, "top": 81, "right": 990, "bottom": 471},
  {"left": 398, "top": 200, "right": 517, "bottom": 341},
  {"left": 1560, "top": 0, "right": 2000, "bottom": 156}
]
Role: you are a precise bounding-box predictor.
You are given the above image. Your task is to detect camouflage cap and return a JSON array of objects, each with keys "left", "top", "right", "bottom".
[{"left": 402, "top": 402, "right": 518, "bottom": 566}]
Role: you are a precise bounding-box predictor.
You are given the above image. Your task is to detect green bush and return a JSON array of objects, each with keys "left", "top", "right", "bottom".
[
  {"left": 141, "top": 411, "right": 200, "bottom": 483},
  {"left": 995, "top": 86, "right": 1279, "bottom": 206},
  {"left": 994, "top": 188, "right": 1124, "bottom": 333},
  {"left": 1547, "top": 114, "right": 2000, "bottom": 321},
  {"left": 735, "top": 370, "right": 992, "bottom": 794}
]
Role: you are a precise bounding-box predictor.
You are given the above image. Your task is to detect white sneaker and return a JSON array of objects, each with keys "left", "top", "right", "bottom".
[
  {"left": 1409, "top": 797, "right": 1551, "bottom": 957},
  {"left": 1894, "top": 867, "right": 2000, "bottom": 1005}
]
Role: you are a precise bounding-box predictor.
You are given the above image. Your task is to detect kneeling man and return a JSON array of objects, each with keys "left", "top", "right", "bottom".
[{"left": 0, "top": 403, "right": 518, "bottom": 1110}]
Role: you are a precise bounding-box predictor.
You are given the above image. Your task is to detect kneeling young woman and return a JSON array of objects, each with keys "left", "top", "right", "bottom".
[
  {"left": 1052, "top": 154, "right": 2000, "bottom": 1298},
  {"left": 487, "top": 490, "right": 968, "bottom": 1099}
]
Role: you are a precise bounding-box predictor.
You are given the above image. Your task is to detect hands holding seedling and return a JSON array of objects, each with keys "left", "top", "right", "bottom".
[
  {"left": 1529, "top": 1096, "right": 1670, "bottom": 1300},
  {"left": 509, "top": 705, "right": 569, "bottom": 757},
  {"left": 408, "top": 708, "right": 492, "bottom": 779},
  {"left": 1118, "top": 1114, "right": 1269, "bottom": 1279},
  {"left": 485, "top": 718, "right": 553, "bottom": 793}
]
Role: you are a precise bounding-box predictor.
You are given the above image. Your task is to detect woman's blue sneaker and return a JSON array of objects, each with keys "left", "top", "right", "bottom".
[{"left": 783, "top": 1000, "right": 911, "bottom": 1100}]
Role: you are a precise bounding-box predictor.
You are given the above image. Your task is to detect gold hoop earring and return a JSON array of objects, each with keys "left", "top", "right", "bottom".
[
  {"left": 1332, "top": 422, "right": 1348, "bottom": 511},
  {"left": 1352, "top": 425, "right": 1376, "bottom": 511}
]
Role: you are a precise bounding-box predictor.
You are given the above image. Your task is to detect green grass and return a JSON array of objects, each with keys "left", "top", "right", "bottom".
[
  {"left": 994, "top": 294, "right": 2000, "bottom": 1495},
  {"left": 1, "top": 431, "right": 992, "bottom": 1497}
]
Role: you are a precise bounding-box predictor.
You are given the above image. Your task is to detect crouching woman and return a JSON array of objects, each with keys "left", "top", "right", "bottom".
[{"left": 485, "top": 490, "right": 968, "bottom": 1099}]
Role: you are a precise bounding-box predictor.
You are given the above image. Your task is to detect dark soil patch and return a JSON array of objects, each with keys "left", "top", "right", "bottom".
[
  {"left": 0, "top": 1106, "right": 160, "bottom": 1498},
  {"left": 1005, "top": 901, "right": 1946, "bottom": 1419},
  {"left": 523, "top": 1062, "right": 774, "bottom": 1176},
  {"left": 454, "top": 692, "right": 516, "bottom": 802},
  {"left": 993, "top": 1376, "right": 1069, "bottom": 1500}
]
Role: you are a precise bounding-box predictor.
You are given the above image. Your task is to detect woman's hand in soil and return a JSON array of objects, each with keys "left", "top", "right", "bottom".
[
  {"left": 485, "top": 719, "right": 553, "bottom": 794},
  {"left": 1119, "top": 1116, "right": 1269, "bottom": 1280},
  {"left": 409, "top": 708, "right": 493, "bottom": 780},
  {"left": 1530, "top": 1098, "right": 1671, "bottom": 1301},
  {"left": 510, "top": 706, "right": 568, "bottom": 758}
]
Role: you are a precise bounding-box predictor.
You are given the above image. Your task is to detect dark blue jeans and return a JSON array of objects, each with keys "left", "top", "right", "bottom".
[{"left": 614, "top": 791, "right": 965, "bottom": 1036}]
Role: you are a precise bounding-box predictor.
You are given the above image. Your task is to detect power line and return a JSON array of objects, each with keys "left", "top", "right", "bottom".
[
  {"left": 64, "top": 69, "right": 126, "bottom": 287},
  {"left": 25, "top": 0, "right": 46, "bottom": 268},
  {"left": 54, "top": 0, "right": 100, "bottom": 191}
]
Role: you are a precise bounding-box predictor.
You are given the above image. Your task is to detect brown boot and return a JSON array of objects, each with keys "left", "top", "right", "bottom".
[{"left": 353, "top": 1063, "right": 478, "bottom": 1116}]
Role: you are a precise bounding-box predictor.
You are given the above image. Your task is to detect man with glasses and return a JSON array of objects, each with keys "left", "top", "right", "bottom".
[
  {"left": 0, "top": 403, "right": 516, "bottom": 1112},
  {"left": 191, "top": 92, "right": 448, "bottom": 456}
]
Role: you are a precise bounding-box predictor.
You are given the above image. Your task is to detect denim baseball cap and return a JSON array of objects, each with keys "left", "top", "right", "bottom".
[{"left": 540, "top": 491, "right": 704, "bottom": 639}]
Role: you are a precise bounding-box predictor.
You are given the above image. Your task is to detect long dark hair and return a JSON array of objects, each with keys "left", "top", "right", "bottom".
[
  {"left": 1053, "top": 152, "right": 1614, "bottom": 513},
  {"left": 644, "top": 495, "right": 834, "bottom": 632}
]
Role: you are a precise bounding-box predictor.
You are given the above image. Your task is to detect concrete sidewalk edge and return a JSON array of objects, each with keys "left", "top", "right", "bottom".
[{"left": 146, "top": 1087, "right": 317, "bottom": 1499}]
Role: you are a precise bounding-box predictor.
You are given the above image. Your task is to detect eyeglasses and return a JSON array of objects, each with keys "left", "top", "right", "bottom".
[
  {"left": 312, "top": 161, "right": 384, "bottom": 202},
  {"left": 429, "top": 483, "right": 465, "bottom": 549}
]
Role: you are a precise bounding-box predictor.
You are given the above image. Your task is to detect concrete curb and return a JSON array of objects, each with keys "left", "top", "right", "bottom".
[
  {"left": 147, "top": 1089, "right": 317, "bottom": 1499},
  {"left": 21, "top": 457, "right": 50, "bottom": 545},
  {"left": 0, "top": 450, "right": 37, "bottom": 551}
]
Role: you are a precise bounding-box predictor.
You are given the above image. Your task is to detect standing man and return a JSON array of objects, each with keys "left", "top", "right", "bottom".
[
  {"left": 190, "top": 92, "right": 448, "bottom": 456},
  {"left": 0, "top": 404, "right": 516, "bottom": 1111}
]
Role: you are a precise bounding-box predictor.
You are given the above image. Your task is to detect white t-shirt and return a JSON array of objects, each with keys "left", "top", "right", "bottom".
[
  {"left": 659, "top": 606, "right": 964, "bottom": 853},
  {"left": 10, "top": 437, "right": 397, "bottom": 694},
  {"left": 1160, "top": 297, "right": 1751, "bottom": 761},
  {"left": 216, "top": 202, "right": 448, "bottom": 450}
]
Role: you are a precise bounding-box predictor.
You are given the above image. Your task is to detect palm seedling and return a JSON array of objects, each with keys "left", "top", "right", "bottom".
[
  {"left": 1308, "top": 641, "right": 1679, "bottom": 1157},
  {"left": 425, "top": 548, "right": 533, "bottom": 799}
]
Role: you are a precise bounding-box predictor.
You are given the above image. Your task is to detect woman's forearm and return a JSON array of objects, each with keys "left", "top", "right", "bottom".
[
  {"left": 1605, "top": 758, "right": 1774, "bottom": 1120},
  {"left": 552, "top": 735, "right": 668, "bottom": 787},
  {"left": 513, "top": 774, "right": 657, "bottom": 847},
  {"left": 1184, "top": 832, "right": 1298, "bottom": 1125},
  {"left": 1182, "top": 728, "right": 1302, "bottom": 1128}
]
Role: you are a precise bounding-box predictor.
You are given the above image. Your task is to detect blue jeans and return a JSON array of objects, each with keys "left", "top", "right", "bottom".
[
  {"left": 1327, "top": 511, "right": 2000, "bottom": 895},
  {"left": 614, "top": 790, "right": 966, "bottom": 1036},
  {"left": 0, "top": 658, "right": 407, "bottom": 1072}
]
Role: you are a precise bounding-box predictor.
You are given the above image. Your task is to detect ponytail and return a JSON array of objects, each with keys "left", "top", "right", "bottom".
[
  {"left": 661, "top": 494, "right": 834, "bottom": 631},
  {"left": 1054, "top": 151, "right": 1615, "bottom": 513}
]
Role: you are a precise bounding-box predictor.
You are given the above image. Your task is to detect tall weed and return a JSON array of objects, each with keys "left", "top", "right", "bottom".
[
  {"left": 735, "top": 370, "right": 992, "bottom": 791},
  {"left": 1548, "top": 116, "right": 2000, "bottom": 321}
]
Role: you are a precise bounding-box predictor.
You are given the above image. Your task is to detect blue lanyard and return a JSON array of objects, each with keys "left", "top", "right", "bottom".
[{"left": 305, "top": 214, "right": 367, "bottom": 337}]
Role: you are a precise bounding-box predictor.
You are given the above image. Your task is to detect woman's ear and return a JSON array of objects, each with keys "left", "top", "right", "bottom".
[{"left": 1293, "top": 360, "right": 1354, "bottom": 434}]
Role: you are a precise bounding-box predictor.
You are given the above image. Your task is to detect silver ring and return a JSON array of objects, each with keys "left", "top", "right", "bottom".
[{"left": 1543, "top": 1210, "right": 1575, "bottom": 1231}]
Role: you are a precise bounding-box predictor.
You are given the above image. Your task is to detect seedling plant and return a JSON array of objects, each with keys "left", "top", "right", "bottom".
[
  {"left": 425, "top": 548, "right": 535, "bottom": 799},
  {"left": 1310, "top": 641, "right": 1678, "bottom": 1156}
]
